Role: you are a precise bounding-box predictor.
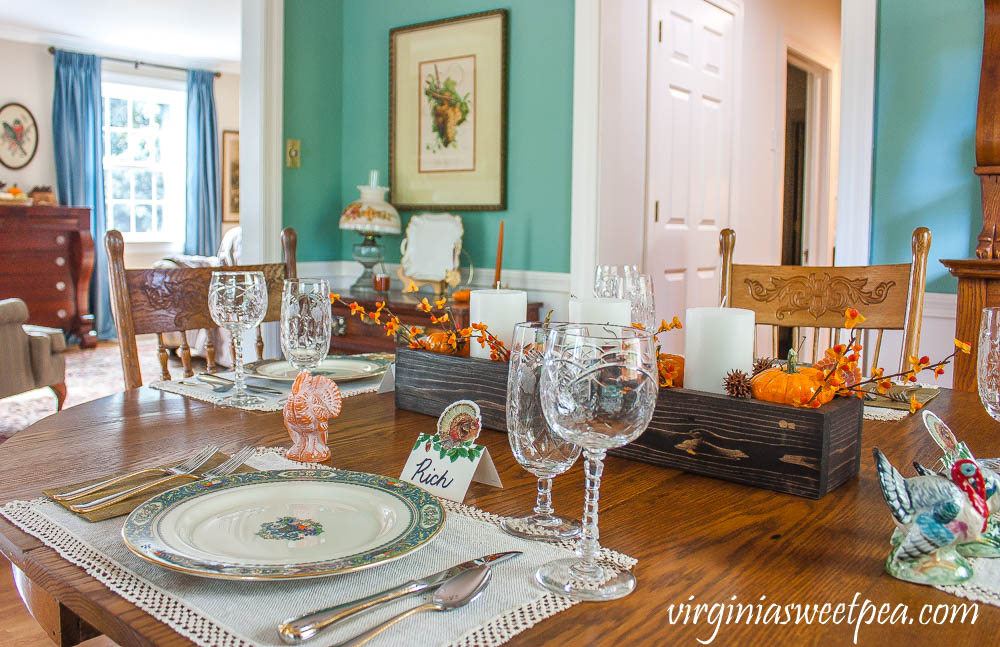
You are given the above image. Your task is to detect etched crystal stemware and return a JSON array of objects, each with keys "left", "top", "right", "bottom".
[
  {"left": 536, "top": 324, "right": 657, "bottom": 600},
  {"left": 978, "top": 307, "right": 1000, "bottom": 421},
  {"left": 208, "top": 271, "right": 268, "bottom": 406},
  {"left": 280, "top": 278, "right": 333, "bottom": 372},
  {"left": 500, "top": 322, "right": 583, "bottom": 541}
]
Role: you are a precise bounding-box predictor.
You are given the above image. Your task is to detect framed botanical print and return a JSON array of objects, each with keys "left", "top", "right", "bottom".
[
  {"left": 221, "top": 130, "right": 240, "bottom": 223},
  {"left": 390, "top": 9, "right": 508, "bottom": 211}
]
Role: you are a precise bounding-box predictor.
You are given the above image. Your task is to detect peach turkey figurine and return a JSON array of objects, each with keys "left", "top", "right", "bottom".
[{"left": 283, "top": 371, "right": 343, "bottom": 462}]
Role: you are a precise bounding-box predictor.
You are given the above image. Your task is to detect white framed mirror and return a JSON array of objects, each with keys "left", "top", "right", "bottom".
[{"left": 399, "top": 213, "right": 464, "bottom": 281}]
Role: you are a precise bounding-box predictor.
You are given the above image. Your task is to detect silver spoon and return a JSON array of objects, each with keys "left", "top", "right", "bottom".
[{"left": 331, "top": 565, "right": 491, "bottom": 647}]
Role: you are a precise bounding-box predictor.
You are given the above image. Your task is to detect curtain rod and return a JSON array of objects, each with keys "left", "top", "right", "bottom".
[{"left": 47, "top": 46, "right": 222, "bottom": 78}]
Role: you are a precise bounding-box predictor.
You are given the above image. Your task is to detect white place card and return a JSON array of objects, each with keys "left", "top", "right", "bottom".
[
  {"left": 376, "top": 364, "right": 395, "bottom": 393},
  {"left": 400, "top": 434, "right": 502, "bottom": 502}
]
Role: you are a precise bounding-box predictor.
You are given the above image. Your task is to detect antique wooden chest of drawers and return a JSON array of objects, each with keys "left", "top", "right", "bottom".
[{"left": 0, "top": 205, "right": 96, "bottom": 347}]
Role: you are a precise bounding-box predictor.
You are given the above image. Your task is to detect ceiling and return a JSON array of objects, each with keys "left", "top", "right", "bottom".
[{"left": 0, "top": 0, "right": 241, "bottom": 73}]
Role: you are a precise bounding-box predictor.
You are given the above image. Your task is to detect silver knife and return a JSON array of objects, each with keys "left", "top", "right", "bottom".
[
  {"left": 196, "top": 374, "right": 283, "bottom": 394},
  {"left": 276, "top": 551, "right": 521, "bottom": 644}
]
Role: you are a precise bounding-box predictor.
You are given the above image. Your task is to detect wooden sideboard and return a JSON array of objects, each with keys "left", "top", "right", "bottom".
[
  {"left": 940, "top": 258, "right": 1000, "bottom": 391},
  {"left": 330, "top": 290, "right": 542, "bottom": 353},
  {"left": 0, "top": 205, "right": 96, "bottom": 348}
]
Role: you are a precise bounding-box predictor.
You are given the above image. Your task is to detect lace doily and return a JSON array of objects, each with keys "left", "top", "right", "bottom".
[
  {"left": 149, "top": 374, "right": 383, "bottom": 412},
  {"left": 1, "top": 447, "right": 636, "bottom": 647}
]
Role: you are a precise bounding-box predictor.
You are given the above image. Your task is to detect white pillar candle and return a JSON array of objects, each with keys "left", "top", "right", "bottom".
[
  {"left": 469, "top": 289, "right": 527, "bottom": 359},
  {"left": 568, "top": 298, "right": 632, "bottom": 327},
  {"left": 683, "top": 307, "right": 755, "bottom": 394}
]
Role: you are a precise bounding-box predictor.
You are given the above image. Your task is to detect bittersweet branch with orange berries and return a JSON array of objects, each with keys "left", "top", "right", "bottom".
[
  {"left": 802, "top": 308, "right": 971, "bottom": 412},
  {"left": 329, "top": 293, "right": 510, "bottom": 361},
  {"left": 633, "top": 316, "right": 685, "bottom": 387}
]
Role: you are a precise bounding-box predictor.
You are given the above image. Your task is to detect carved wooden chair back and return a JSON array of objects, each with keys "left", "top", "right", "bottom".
[
  {"left": 719, "top": 227, "right": 931, "bottom": 372},
  {"left": 105, "top": 228, "right": 298, "bottom": 389}
]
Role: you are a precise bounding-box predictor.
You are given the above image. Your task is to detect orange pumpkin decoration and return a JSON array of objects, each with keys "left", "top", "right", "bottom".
[
  {"left": 452, "top": 289, "right": 471, "bottom": 302},
  {"left": 657, "top": 353, "right": 684, "bottom": 388},
  {"left": 750, "top": 350, "right": 832, "bottom": 407},
  {"left": 424, "top": 331, "right": 457, "bottom": 354}
]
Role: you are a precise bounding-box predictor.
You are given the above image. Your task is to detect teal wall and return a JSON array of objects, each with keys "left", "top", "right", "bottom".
[
  {"left": 283, "top": 0, "right": 344, "bottom": 261},
  {"left": 871, "top": 0, "right": 984, "bottom": 293},
  {"left": 283, "top": 0, "right": 575, "bottom": 271}
]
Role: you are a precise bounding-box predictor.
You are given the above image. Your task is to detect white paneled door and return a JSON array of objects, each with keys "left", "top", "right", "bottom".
[{"left": 646, "top": 0, "right": 736, "bottom": 354}]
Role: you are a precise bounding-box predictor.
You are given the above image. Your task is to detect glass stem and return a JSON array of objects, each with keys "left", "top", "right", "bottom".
[
  {"left": 533, "top": 477, "right": 554, "bottom": 519},
  {"left": 233, "top": 329, "right": 246, "bottom": 395},
  {"left": 579, "top": 449, "right": 605, "bottom": 572}
]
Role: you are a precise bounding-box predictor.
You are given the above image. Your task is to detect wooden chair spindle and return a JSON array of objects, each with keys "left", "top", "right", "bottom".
[
  {"left": 255, "top": 326, "right": 264, "bottom": 361},
  {"left": 155, "top": 333, "right": 170, "bottom": 382},
  {"left": 872, "top": 329, "right": 884, "bottom": 372},
  {"left": 205, "top": 337, "right": 216, "bottom": 373},
  {"left": 178, "top": 332, "right": 193, "bottom": 377}
]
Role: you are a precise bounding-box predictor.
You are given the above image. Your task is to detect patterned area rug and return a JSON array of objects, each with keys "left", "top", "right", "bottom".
[{"left": 0, "top": 336, "right": 170, "bottom": 444}]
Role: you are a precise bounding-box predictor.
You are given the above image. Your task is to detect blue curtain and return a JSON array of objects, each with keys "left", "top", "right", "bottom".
[
  {"left": 185, "top": 70, "right": 221, "bottom": 256},
  {"left": 52, "top": 50, "right": 114, "bottom": 340}
]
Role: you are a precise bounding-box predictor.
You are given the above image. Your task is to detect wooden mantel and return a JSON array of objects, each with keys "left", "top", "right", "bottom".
[
  {"left": 940, "top": 259, "right": 1000, "bottom": 390},
  {"left": 940, "top": 0, "right": 1000, "bottom": 390},
  {"left": 975, "top": 0, "right": 1000, "bottom": 257}
]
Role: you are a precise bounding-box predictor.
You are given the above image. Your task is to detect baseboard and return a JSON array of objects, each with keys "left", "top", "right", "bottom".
[{"left": 922, "top": 291, "right": 957, "bottom": 320}]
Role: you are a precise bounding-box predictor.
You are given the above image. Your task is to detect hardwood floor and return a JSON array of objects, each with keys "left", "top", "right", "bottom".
[{"left": 2, "top": 556, "right": 117, "bottom": 647}]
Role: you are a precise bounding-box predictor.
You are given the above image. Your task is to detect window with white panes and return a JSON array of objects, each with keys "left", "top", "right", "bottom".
[{"left": 101, "top": 80, "right": 186, "bottom": 242}]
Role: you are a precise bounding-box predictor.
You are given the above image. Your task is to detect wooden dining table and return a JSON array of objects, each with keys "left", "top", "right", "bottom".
[{"left": 1, "top": 387, "right": 997, "bottom": 646}]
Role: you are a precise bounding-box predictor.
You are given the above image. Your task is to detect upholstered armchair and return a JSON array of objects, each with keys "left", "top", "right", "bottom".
[{"left": 0, "top": 298, "right": 67, "bottom": 410}]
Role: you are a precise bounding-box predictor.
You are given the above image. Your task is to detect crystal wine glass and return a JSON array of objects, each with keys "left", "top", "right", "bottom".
[
  {"left": 537, "top": 324, "right": 657, "bottom": 600},
  {"left": 208, "top": 271, "right": 268, "bottom": 406},
  {"left": 280, "top": 278, "right": 333, "bottom": 372},
  {"left": 593, "top": 265, "right": 620, "bottom": 298},
  {"left": 500, "top": 322, "right": 583, "bottom": 541},
  {"left": 978, "top": 307, "right": 1000, "bottom": 420},
  {"left": 628, "top": 274, "right": 656, "bottom": 330}
]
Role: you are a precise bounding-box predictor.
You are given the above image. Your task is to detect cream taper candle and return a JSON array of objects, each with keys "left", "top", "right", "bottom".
[
  {"left": 469, "top": 289, "right": 527, "bottom": 359},
  {"left": 568, "top": 298, "right": 632, "bottom": 327},
  {"left": 683, "top": 307, "right": 755, "bottom": 394}
]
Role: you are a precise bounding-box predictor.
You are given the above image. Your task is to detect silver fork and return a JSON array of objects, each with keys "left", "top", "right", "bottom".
[
  {"left": 52, "top": 445, "right": 220, "bottom": 502},
  {"left": 70, "top": 446, "right": 256, "bottom": 513}
]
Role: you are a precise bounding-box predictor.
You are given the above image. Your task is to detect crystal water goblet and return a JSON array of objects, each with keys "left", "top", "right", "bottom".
[
  {"left": 594, "top": 265, "right": 620, "bottom": 298},
  {"left": 978, "top": 307, "right": 1000, "bottom": 420},
  {"left": 500, "top": 322, "right": 583, "bottom": 541},
  {"left": 537, "top": 324, "right": 657, "bottom": 600},
  {"left": 208, "top": 271, "right": 268, "bottom": 406},
  {"left": 628, "top": 274, "right": 656, "bottom": 330},
  {"left": 280, "top": 278, "right": 332, "bottom": 372}
]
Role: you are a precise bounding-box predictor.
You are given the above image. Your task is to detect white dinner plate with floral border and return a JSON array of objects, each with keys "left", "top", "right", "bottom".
[
  {"left": 245, "top": 357, "right": 391, "bottom": 383},
  {"left": 122, "top": 469, "right": 445, "bottom": 580}
]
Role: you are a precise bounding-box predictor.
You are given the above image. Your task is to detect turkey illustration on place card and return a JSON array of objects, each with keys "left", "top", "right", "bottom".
[{"left": 400, "top": 400, "right": 502, "bottom": 502}]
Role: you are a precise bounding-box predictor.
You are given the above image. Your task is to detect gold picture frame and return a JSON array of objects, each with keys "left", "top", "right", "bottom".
[
  {"left": 389, "top": 9, "right": 508, "bottom": 211},
  {"left": 221, "top": 130, "right": 240, "bottom": 223}
]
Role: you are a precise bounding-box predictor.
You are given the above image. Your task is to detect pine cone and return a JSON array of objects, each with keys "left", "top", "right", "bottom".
[
  {"left": 752, "top": 357, "right": 776, "bottom": 375},
  {"left": 724, "top": 369, "right": 753, "bottom": 398}
]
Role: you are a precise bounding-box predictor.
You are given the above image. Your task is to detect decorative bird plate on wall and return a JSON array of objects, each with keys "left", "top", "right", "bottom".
[{"left": 0, "top": 103, "right": 38, "bottom": 170}]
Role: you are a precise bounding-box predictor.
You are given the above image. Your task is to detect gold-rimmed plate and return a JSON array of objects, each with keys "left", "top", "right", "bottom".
[
  {"left": 245, "top": 357, "right": 390, "bottom": 383},
  {"left": 122, "top": 470, "right": 444, "bottom": 580}
]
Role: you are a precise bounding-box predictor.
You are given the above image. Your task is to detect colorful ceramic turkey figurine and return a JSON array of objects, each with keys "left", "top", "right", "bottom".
[
  {"left": 917, "top": 410, "right": 1000, "bottom": 558},
  {"left": 873, "top": 420, "right": 1000, "bottom": 585},
  {"left": 283, "top": 372, "right": 343, "bottom": 463}
]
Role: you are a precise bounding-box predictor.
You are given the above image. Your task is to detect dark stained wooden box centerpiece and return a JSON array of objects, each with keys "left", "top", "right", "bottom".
[{"left": 393, "top": 347, "right": 863, "bottom": 499}]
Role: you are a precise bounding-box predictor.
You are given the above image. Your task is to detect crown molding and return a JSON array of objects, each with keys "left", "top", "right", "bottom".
[{"left": 0, "top": 24, "right": 241, "bottom": 75}]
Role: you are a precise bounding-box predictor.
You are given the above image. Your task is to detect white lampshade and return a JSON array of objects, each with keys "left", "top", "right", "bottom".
[{"left": 339, "top": 170, "right": 401, "bottom": 235}]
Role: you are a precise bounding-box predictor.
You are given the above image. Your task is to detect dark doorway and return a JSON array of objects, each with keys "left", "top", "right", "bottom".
[{"left": 778, "top": 63, "right": 808, "bottom": 357}]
